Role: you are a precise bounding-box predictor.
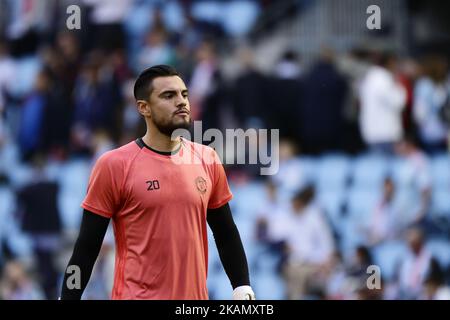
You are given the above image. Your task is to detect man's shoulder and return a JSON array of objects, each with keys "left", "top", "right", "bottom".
[
  {"left": 183, "top": 139, "right": 220, "bottom": 163},
  {"left": 96, "top": 140, "right": 140, "bottom": 167}
]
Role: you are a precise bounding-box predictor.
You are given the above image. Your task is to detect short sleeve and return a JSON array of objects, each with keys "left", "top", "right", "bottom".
[
  {"left": 208, "top": 149, "right": 233, "bottom": 209},
  {"left": 81, "top": 152, "right": 123, "bottom": 218}
]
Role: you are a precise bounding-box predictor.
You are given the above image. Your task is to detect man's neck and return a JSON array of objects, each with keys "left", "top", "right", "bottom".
[{"left": 142, "top": 130, "right": 181, "bottom": 153}]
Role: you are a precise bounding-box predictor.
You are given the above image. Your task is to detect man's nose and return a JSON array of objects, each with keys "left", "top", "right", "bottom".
[{"left": 175, "top": 94, "right": 188, "bottom": 108}]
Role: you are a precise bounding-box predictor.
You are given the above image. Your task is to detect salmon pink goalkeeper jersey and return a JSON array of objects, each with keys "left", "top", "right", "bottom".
[{"left": 81, "top": 138, "right": 233, "bottom": 300}]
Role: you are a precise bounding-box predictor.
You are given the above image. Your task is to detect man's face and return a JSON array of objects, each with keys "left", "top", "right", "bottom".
[{"left": 145, "top": 76, "right": 191, "bottom": 136}]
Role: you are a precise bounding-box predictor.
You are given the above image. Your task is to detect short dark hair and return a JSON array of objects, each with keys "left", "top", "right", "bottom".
[
  {"left": 133, "top": 65, "right": 180, "bottom": 101},
  {"left": 292, "top": 184, "right": 315, "bottom": 205}
]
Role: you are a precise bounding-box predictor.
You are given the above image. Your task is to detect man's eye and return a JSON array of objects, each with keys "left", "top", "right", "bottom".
[{"left": 164, "top": 94, "right": 173, "bottom": 99}]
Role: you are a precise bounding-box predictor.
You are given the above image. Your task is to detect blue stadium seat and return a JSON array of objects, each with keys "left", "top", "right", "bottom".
[
  {"left": 390, "top": 157, "right": 416, "bottom": 188},
  {"left": 430, "top": 153, "right": 450, "bottom": 189},
  {"left": 7, "top": 163, "right": 33, "bottom": 189},
  {"left": 297, "top": 156, "right": 318, "bottom": 185},
  {"left": 316, "top": 190, "right": 346, "bottom": 234},
  {"left": 230, "top": 181, "right": 266, "bottom": 220},
  {"left": 9, "top": 56, "right": 42, "bottom": 97},
  {"left": 345, "top": 186, "right": 381, "bottom": 220},
  {"left": 426, "top": 238, "right": 450, "bottom": 268},
  {"left": 0, "top": 187, "right": 32, "bottom": 258},
  {"left": 351, "top": 153, "right": 389, "bottom": 188},
  {"left": 57, "top": 159, "right": 92, "bottom": 230},
  {"left": 372, "top": 241, "right": 408, "bottom": 282},
  {"left": 252, "top": 271, "right": 285, "bottom": 299},
  {"left": 209, "top": 272, "right": 233, "bottom": 300},
  {"left": 316, "top": 154, "right": 351, "bottom": 191},
  {"left": 58, "top": 159, "right": 91, "bottom": 194},
  {"left": 430, "top": 188, "right": 450, "bottom": 219}
]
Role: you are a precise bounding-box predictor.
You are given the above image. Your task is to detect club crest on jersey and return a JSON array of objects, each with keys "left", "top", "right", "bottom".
[{"left": 195, "top": 176, "right": 207, "bottom": 194}]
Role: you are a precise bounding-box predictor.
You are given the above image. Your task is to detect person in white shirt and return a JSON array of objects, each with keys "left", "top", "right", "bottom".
[
  {"left": 282, "top": 186, "right": 335, "bottom": 299},
  {"left": 359, "top": 52, "right": 407, "bottom": 154},
  {"left": 365, "top": 177, "right": 401, "bottom": 246},
  {"left": 422, "top": 260, "right": 450, "bottom": 300},
  {"left": 0, "top": 40, "right": 16, "bottom": 146},
  {"left": 394, "top": 137, "right": 432, "bottom": 228},
  {"left": 397, "top": 227, "right": 433, "bottom": 299},
  {"left": 413, "top": 55, "right": 449, "bottom": 154}
]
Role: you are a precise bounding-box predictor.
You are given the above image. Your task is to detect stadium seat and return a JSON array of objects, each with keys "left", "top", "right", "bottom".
[
  {"left": 390, "top": 157, "right": 416, "bottom": 188},
  {"left": 209, "top": 272, "right": 233, "bottom": 300},
  {"left": 57, "top": 159, "right": 92, "bottom": 230},
  {"left": 351, "top": 153, "right": 389, "bottom": 188},
  {"left": 9, "top": 56, "right": 42, "bottom": 97},
  {"left": 0, "top": 187, "right": 32, "bottom": 258},
  {"left": 316, "top": 190, "right": 346, "bottom": 234},
  {"left": 372, "top": 241, "right": 408, "bottom": 282},
  {"left": 345, "top": 186, "right": 381, "bottom": 221},
  {"left": 57, "top": 159, "right": 91, "bottom": 194},
  {"left": 252, "top": 271, "right": 285, "bottom": 299},
  {"left": 316, "top": 154, "right": 351, "bottom": 191},
  {"left": 254, "top": 273, "right": 286, "bottom": 300},
  {"left": 230, "top": 181, "right": 266, "bottom": 220},
  {"left": 7, "top": 163, "right": 33, "bottom": 189},
  {"left": 426, "top": 238, "right": 450, "bottom": 268},
  {"left": 430, "top": 153, "right": 450, "bottom": 189},
  {"left": 430, "top": 188, "right": 450, "bottom": 219},
  {"left": 338, "top": 217, "right": 367, "bottom": 261}
]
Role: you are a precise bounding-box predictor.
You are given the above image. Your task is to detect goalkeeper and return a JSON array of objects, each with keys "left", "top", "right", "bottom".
[{"left": 60, "top": 65, "right": 255, "bottom": 300}]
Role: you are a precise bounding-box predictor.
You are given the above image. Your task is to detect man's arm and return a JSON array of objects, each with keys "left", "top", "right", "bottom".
[
  {"left": 207, "top": 203, "right": 255, "bottom": 300},
  {"left": 60, "top": 209, "right": 110, "bottom": 300}
]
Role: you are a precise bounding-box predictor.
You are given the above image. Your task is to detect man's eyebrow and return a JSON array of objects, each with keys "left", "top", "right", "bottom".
[{"left": 158, "top": 89, "right": 189, "bottom": 96}]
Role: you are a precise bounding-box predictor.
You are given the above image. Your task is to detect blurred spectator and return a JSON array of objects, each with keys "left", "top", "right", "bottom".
[
  {"left": 270, "top": 139, "right": 308, "bottom": 199},
  {"left": 274, "top": 50, "right": 302, "bottom": 79},
  {"left": 120, "top": 79, "right": 144, "bottom": 144},
  {"left": 231, "top": 47, "right": 268, "bottom": 129},
  {"left": 422, "top": 259, "right": 450, "bottom": 300},
  {"left": 83, "top": 0, "right": 132, "bottom": 51},
  {"left": 359, "top": 52, "right": 407, "bottom": 154},
  {"left": 347, "top": 246, "right": 373, "bottom": 278},
  {"left": 299, "top": 49, "right": 348, "bottom": 154},
  {"left": 266, "top": 50, "right": 302, "bottom": 140},
  {"left": 282, "top": 186, "right": 335, "bottom": 299},
  {"left": 323, "top": 251, "right": 351, "bottom": 300},
  {"left": 72, "top": 52, "right": 123, "bottom": 153},
  {"left": 413, "top": 55, "right": 450, "bottom": 154},
  {"left": 398, "top": 58, "right": 420, "bottom": 135},
  {"left": 255, "top": 180, "right": 282, "bottom": 243},
  {"left": 55, "top": 31, "right": 82, "bottom": 93},
  {"left": 136, "top": 26, "right": 175, "bottom": 74},
  {"left": 200, "top": 61, "right": 229, "bottom": 132},
  {"left": 17, "top": 68, "right": 55, "bottom": 160},
  {"left": 397, "top": 227, "right": 433, "bottom": 299},
  {"left": 337, "top": 48, "right": 374, "bottom": 153},
  {"left": 189, "top": 40, "right": 218, "bottom": 121},
  {"left": 394, "top": 136, "right": 432, "bottom": 230},
  {"left": 37, "top": 49, "right": 74, "bottom": 159},
  {"left": 0, "top": 38, "right": 16, "bottom": 145},
  {"left": 0, "top": 173, "right": 33, "bottom": 268},
  {"left": 364, "top": 177, "right": 401, "bottom": 245},
  {"left": 16, "top": 155, "right": 62, "bottom": 299},
  {"left": 0, "top": 260, "right": 44, "bottom": 300}
]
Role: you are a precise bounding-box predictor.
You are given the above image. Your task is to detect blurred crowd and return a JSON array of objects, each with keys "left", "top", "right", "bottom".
[{"left": 0, "top": 0, "right": 450, "bottom": 300}]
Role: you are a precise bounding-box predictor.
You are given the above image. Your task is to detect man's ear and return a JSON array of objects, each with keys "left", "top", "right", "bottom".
[{"left": 137, "top": 100, "right": 151, "bottom": 117}]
